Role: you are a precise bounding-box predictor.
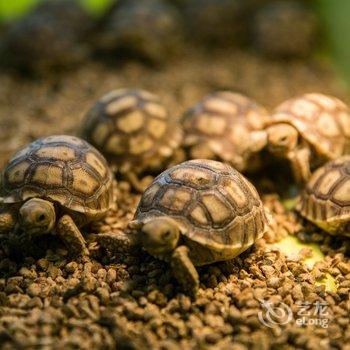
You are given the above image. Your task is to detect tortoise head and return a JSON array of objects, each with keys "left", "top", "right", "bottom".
[
  {"left": 19, "top": 198, "right": 56, "bottom": 235},
  {"left": 266, "top": 123, "right": 299, "bottom": 156},
  {"left": 140, "top": 217, "right": 180, "bottom": 256}
]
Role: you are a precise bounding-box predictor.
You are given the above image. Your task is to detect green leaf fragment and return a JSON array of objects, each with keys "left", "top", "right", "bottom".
[
  {"left": 281, "top": 197, "right": 298, "bottom": 211},
  {"left": 269, "top": 235, "right": 337, "bottom": 292}
]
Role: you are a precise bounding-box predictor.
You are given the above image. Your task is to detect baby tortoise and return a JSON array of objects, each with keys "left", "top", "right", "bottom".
[
  {"left": 182, "top": 91, "right": 268, "bottom": 172},
  {"left": 296, "top": 156, "right": 350, "bottom": 236},
  {"left": 81, "top": 88, "right": 182, "bottom": 192},
  {"left": 97, "top": 159, "right": 270, "bottom": 295},
  {"left": 253, "top": 1, "right": 317, "bottom": 58},
  {"left": 264, "top": 93, "right": 350, "bottom": 184},
  {"left": 97, "top": 0, "right": 183, "bottom": 63},
  {"left": 0, "top": 0, "right": 91, "bottom": 74},
  {"left": 183, "top": 0, "right": 250, "bottom": 45},
  {"left": 0, "top": 135, "right": 113, "bottom": 255}
]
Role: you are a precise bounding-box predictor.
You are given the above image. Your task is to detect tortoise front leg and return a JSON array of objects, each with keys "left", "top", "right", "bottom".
[
  {"left": 171, "top": 245, "right": 199, "bottom": 297},
  {"left": 56, "top": 215, "right": 89, "bottom": 256},
  {"left": 0, "top": 208, "right": 17, "bottom": 233},
  {"left": 96, "top": 231, "right": 140, "bottom": 254},
  {"left": 288, "top": 147, "right": 311, "bottom": 184}
]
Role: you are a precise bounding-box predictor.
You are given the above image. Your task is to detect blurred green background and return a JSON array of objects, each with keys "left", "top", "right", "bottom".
[
  {"left": 0, "top": 0, "right": 350, "bottom": 87},
  {"left": 318, "top": 0, "right": 350, "bottom": 84},
  {"left": 0, "top": 0, "right": 113, "bottom": 19}
]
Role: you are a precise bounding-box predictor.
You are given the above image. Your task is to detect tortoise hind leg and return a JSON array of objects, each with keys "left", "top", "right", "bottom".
[
  {"left": 171, "top": 245, "right": 199, "bottom": 297},
  {"left": 0, "top": 209, "right": 17, "bottom": 233},
  {"left": 56, "top": 215, "right": 89, "bottom": 256}
]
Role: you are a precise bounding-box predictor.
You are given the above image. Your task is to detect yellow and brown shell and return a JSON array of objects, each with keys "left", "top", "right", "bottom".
[
  {"left": 266, "top": 93, "right": 350, "bottom": 159},
  {"left": 135, "top": 159, "right": 269, "bottom": 263},
  {"left": 81, "top": 89, "right": 182, "bottom": 174},
  {"left": 0, "top": 135, "right": 113, "bottom": 219},
  {"left": 296, "top": 156, "right": 350, "bottom": 235},
  {"left": 182, "top": 91, "right": 268, "bottom": 172}
]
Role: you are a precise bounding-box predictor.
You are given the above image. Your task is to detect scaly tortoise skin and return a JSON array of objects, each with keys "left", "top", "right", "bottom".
[
  {"left": 182, "top": 91, "right": 268, "bottom": 172},
  {"left": 0, "top": 135, "right": 113, "bottom": 255},
  {"left": 296, "top": 156, "right": 350, "bottom": 236},
  {"left": 264, "top": 93, "right": 350, "bottom": 184},
  {"left": 97, "top": 159, "right": 270, "bottom": 295},
  {"left": 81, "top": 88, "right": 182, "bottom": 191}
]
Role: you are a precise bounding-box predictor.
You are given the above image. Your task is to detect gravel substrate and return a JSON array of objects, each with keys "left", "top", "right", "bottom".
[{"left": 0, "top": 48, "right": 349, "bottom": 349}]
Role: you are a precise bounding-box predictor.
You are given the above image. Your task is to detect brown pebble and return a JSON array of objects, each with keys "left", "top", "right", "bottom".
[{"left": 337, "top": 262, "right": 350, "bottom": 275}]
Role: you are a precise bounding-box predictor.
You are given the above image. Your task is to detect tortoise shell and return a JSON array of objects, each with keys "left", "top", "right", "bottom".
[
  {"left": 0, "top": 135, "right": 113, "bottom": 219},
  {"left": 253, "top": 1, "right": 317, "bottom": 58},
  {"left": 81, "top": 89, "right": 182, "bottom": 173},
  {"left": 0, "top": 0, "right": 91, "bottom": 73},
  {"left": 135, "top": 159, "right": 269, "bottom": 262},
  {"left": 182, "top": 91, "right": 268, "bottom": 171},
  {"left": 266, "top": 93, "right": 350, "bottom": 159},
  {"left": 296, "top": 156, "right": 350, "bottom": 235},
  {"left": 99, "top": 0, "right": 183, "bottom": 62}
]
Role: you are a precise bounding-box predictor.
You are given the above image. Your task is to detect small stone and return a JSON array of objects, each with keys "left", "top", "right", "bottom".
[
  {"left": 106, "top": 269, "right": 117, "bottom": 284},
  {"left": 95, "top": 287, "right": 110, "bottom": 305},
  {"left": 97, "top": 269, "right": 107, "bottom": 280},
  {"left": 337, "top": 262, "right": 350, "bottom": 275},
  {"left": 27, "top": 283, "right": 41, "bottom": 297},
  {"left": 65, "top": 262, "right": 78, "bottom": 274},
  {"left": 227, "top": 306, "right": 242, "bottom": 324},
  {"left": 19, "top": 267, "right": 37, "bottom": 279},
  {"left": 260, "top": 265, "right": 275, "bottom": 278},
  {"left": 267, "top": 277, "right": 281, "bottom": 288}
]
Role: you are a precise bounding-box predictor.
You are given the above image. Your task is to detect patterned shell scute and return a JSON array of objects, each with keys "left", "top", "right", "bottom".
[
  {"left": 1, "top": 135, "right": 113, "bottom": 217},
  {"left": 182, "top": 91, "right": 268, "bottom": 167},
  {"left": 268, "top": 93, "right": 350, "bottom": 158},
  {"left": 296, "top": 156, "right": 350, "bottom": 223},
  {"left": 81, "top": 89, "right": 182, "bottom": 170},
  {"left": 135, "top": 159, "right": 268, "bottom": 250}
]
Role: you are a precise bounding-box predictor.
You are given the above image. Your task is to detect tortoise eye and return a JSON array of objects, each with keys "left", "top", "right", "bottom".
[
  {"left": 280, "top": 136, "right": 288, "bottom": 142},
  {"left": 37, "top": 214, "right": 46, "bottom": 222},
  {"left": 162, "top": 231, "right": 172, "bottom": 239}
]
